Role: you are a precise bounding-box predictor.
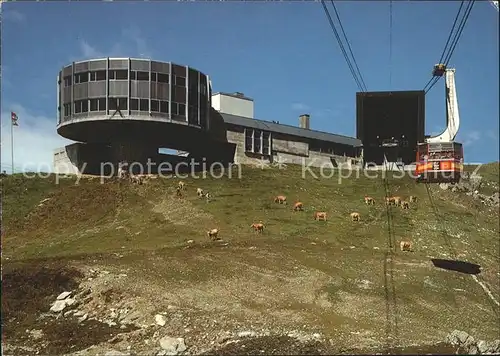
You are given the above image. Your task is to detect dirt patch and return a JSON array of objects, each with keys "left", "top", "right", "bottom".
[
  {"left": 354, "top": 342, "right": 463, "bottom": 355},
  {"left": 41, "top": 319, "right": 136, "bottom": 354},
  {"left": 2, "top": 262, "right": 83, "bottom": 336},
  {"left": 1, "top": 262, "right": 137, "bottom": 354},
  {"left": 203, "top": 335, "right": 331, "bottom": 355}
]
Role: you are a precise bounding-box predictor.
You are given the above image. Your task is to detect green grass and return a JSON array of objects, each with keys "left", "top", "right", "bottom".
[
  {"left": 2, "top": 164, "right": 499, "bottom": 351},
  {"left": 464, "top": 162, "right": 499, "bottom": 181},
  {"left": 464, "top": 162, "right": 499, "bottom": 195}
]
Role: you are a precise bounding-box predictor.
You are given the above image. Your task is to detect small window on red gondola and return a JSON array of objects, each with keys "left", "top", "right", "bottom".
[
  {"left": 418, "top": 145, "right": 429, "bottom": 161},
  {"left": 417, "top": 144, "right": 428, "bottom": 162}
]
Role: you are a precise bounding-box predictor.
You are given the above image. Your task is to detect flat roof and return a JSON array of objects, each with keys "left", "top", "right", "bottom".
[
  {"left": 356, "top": 90, "right": 425, "bottom": 97},
  {"left": 73, "top": 57, "right": 151, "bottom": 65},
  {"left": 66, "top": 58, "right": 209, "bottom": 76},
  {"left": 212, "top": 92, "right": 254, "bottom": 102},
  {"left": 220, "top": 113, "right": 362, "bottom": 147}
]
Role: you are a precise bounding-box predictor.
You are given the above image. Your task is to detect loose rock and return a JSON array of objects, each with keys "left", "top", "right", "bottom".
[
  {"left": 159, "top": 336, "right": 187, "bottom": 355},
  {"left": 104, "top": 351, "right": 127, "bottom": 356},
  {"left": 156, "top": 314, "right": 167, "bottom": 327},
  {"left": 445, "top": 330, "right": 500, "bottom": 355},
  {"left": 50, "top": 300, "right": 67, "bottom": 312},
  {"left": 238, "top": 331, "right": 257, "bottom": 338},
  {"left": 57, "top": 291, "right": 72, "bottom": 300},
  {"left": 73, "top": 310, "right": 85, "bottom": 317}
]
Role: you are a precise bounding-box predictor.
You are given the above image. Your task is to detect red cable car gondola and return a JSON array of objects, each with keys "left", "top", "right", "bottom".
[
  {"left": 415, "top": 142, "right": 463, "bottom": 183},
  {"left": 415, "top": 65, "right": 463, "bottom": 184}
]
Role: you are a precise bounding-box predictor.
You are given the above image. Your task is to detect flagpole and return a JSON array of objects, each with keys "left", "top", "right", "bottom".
[{"left": 11, "top": 116, "right": 14, "bottom": 174}]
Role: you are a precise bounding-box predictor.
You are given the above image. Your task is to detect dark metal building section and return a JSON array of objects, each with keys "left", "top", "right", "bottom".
[
  {"left": 57, "top": 58, "right": 211, "bottom": 145},
  {"left": 56, "top": 58, "right": 219, "bottom": 174},
  {"left": 356, "top": 90, "right": 425, "bottom": 165}
]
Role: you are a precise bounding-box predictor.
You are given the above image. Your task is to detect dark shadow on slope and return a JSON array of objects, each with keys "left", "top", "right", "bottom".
[
  {"left": 431, "top": 258, "right": 481, "bottom": 275},
  {"left": 1, "top": 262, "right": 138, "bottom": 354},
  {"left": 203, "top": 335, "right": 331, "bottom": 355},
  {"left": 353, "top": 342, "right": 464, "bottom": 355},
  {"left": 1, "top": 263, "right": 83, "bottom": 329}
]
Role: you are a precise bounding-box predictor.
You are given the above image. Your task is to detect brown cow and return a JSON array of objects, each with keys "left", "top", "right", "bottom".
[
  {"left": 364, "top": 196, "right": 375, "bottom": 205},
  {"left": 393, "top": 196, "right": 402, "bottom": 206},
  {"left": 314, "top": 212, "right": 327, "bottom": 221},
  {"left": 135, "top": 174, "right": 153, "bottom": 183},
  {"left": 274, "top": 195, "right": 287, "bottom": 204},
  {"left": 251, "top": 223, "right": 264, "bottom": 233},
  {"left": 293, "top": 202, "right": 303, "bottom": 211},
  {"left": 409, "top": 196, "right": 418, "bottom": 203},
  {"left": 385, "top": 196, "right": 395, "bottom": 205},
  {"left": 401, "top": 201, "right": 410, "bottom": 209},
  {"left": 207, "top": 228, "right": 219, "bottom": 241},
  {"left": 400, "top": 240, "right": 412, "bottom": 252},
  {"left": 350, "top": 212, "right": 360, "bottom": 221}
]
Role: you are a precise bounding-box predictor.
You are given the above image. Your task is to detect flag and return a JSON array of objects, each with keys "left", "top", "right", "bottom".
[{"left": 11, "top": 112, "right": 18, "bottom": 126}]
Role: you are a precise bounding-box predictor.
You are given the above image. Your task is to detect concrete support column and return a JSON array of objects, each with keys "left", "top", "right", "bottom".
[{"left": 110, "top": 142, "right": 158, "bottom": 175}]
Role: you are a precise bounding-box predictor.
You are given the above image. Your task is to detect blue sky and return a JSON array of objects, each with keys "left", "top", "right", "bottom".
[{"left": 1, "top": 1, "right": 498, "bottom": 172}]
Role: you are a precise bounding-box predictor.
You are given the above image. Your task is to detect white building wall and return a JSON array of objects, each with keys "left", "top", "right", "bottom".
[
  {"left": 53, "top": 147, "right": 80, "bottom": 174},
  {"left": 211, "top": 94, "right": 221, "bottom": 112},
  {"left": 211, "top": 93, "right": 254, "bottom": 119}
]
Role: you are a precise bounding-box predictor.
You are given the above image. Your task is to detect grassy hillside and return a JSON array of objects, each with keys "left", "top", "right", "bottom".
[
  {"left": 1, "top": 164, "right": 499, "bottom": 354},
  {"left": 464, "top": 161, "right": 499, "bottom": 182},
  {"left": 464, "top": 162, "right": 500, "bottom": 195}
]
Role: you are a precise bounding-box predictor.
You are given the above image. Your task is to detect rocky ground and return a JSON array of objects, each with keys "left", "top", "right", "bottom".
[
  {"left": 3, "top": 262, "right": 499, "bottom": 356},
  {"left": 1, "top": 263, "right": 336, "bottom": 356},
  {"left": 2, "top": 166, "right": 499, "bottom": 355},
  {"left": 439, "top": 172, "right": 500, "bottom": 208}
]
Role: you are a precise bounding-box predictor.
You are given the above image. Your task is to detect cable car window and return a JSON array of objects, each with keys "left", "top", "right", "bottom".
[
  {"left": 139, "top": 99, "right": 149, "bottom": 111},
  {"left": 130, "top": 98, "right": 139, "bottom": 110},
  {"left": 109, "top": 70, "right": 128, "bottom": 80},
  {"left": 151, "top": 100, "right": 159, "bottom": 112},
  {"left": 157, "top": 73, "right": 169, "bottom": 83},
  {"left": 136, "top": 71, "right": 149, "bottom": 81}
]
